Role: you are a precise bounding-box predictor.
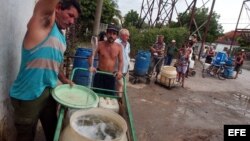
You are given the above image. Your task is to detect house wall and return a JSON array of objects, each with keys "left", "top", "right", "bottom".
[
  {"left": 0, "top": 1, "right": 35, "bottom": 140},
  {"left": 215, "top": 43, "right": 239, "bottom": 53}
]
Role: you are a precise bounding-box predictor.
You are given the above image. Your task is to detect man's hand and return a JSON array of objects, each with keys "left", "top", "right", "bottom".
[
  {"left": 115, "top": 71, "right": 123, "bottom": 80},
  {"left": 89, "top": 66, "right": 96, "bottom": 73},
  {"left": 66, "top": 79, "right": 74, "bottom": 87}
]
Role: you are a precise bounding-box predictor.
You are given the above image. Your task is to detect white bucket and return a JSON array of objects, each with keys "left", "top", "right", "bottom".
[
  {"left": 203, "top": 63, "right": 210, "bottom": 69},
  {"left": 189, "top": 60, "right": 194, "bottom": 69},
  {"left": 60, "top": 108, "right": 127, "bottom": 141}
]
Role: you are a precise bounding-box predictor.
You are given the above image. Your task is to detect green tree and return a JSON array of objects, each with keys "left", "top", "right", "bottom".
[
  {"left": 123, "top": 10, "right": 140, "bottom": 27},
  {"left": 177, "top": 8, "right": 223, "bottom": 42},
  {"left": 75, "top": 0, "right": 120, "bottom": 41}
]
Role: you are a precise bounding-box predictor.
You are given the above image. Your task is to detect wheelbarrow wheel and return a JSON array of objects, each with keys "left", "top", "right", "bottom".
[
  {"left": 146, "top": 78, "right": 151, "bottom": 84},
  {"left": 191, "top": 70, "right": 196, "bottom": 76},
  {"left": 132, "top": 78, "right": 137, "bottom": 84}
]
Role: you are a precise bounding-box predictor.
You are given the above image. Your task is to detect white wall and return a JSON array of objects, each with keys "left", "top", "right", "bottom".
[
  {"left": 215, "top": 43, "right": 239, "bottom": 53},
  {"left": 0, "top": 0, "right": 35, "bottom": 140}
]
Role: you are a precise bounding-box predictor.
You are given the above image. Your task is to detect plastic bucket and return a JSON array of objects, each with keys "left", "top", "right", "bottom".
[
  {"left": 134, "top": 51, "right": 151, "bottom": 76},
  {"left": 73, "top": 48, "right": 98, "bottom": 86},
  {"left": 60, "top": 108, "right": 128, "bottom": 141},
  {"left": 189, "top": 60, "right": 195, "bottom": 69}
]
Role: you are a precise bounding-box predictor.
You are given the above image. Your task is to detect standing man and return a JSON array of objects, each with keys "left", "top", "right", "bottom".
[
  {"left": 89, "top": 24, "right": 123, "bottom": 95},
  {"left": 115, "top": 28, "right": 130, "bottom": 95},
  {"left": 9, "top": 0, "right": 81, "bottom": 141},
  {"left": 148, "top": 35, "right": 165, "bottom": 79},
  {"left": 165, "top": 39, "right": 177, "bottom": 66},
  {"left": 234, "top": 51, "right": 244, "bottom": 79}
]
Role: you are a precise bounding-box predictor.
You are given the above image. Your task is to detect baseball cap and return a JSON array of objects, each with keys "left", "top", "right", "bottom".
[
  {"left": 172, "top": 40, "right": 176, "bottom": 43},
  {"left": 241, "top": 49, "right": 245, "bottom": 52},
  {"left": 107, "top": 24, "right": 119, "bottom": 34}
]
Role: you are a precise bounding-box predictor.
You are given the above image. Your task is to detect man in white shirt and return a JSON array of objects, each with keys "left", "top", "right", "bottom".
[{"left": 115, "top": 28, "right": 130, "bottom": 95}]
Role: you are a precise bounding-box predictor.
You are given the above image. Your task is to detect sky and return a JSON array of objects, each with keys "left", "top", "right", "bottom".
[{"left": 117, "top": 0, "right": 249, "bottom": 33}]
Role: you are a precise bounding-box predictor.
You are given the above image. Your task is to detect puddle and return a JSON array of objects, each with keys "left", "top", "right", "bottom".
[{"left": 212, "top": 93, "right": 250, "bottom": 118}]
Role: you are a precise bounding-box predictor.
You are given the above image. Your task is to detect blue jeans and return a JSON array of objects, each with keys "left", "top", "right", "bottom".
[{"left": 165, "top": 54, "right": 173, "bottom": 65}]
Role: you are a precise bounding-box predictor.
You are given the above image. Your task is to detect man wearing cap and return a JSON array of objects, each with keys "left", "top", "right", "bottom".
[
  {"left": 89, "top": 24, "right": 123, "bottom": 95},
  {"left": 165, "top": 39, "right": 177, "bottom": 66}
]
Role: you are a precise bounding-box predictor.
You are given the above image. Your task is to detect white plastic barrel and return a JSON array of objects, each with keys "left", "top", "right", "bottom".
[
  {"left": 60, "top": 108, "right": 128, "bottom": 141},
  {"left": 161, "top": 66, "right": 177, "bottom": 78}
]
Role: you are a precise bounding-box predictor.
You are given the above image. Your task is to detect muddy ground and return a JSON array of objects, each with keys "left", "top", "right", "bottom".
[
  {"left": 128, "top": 61, "right": 250, "bottom": 141},
  {"left": 35, "top": 61, "right": 250, "bottom": 141}
]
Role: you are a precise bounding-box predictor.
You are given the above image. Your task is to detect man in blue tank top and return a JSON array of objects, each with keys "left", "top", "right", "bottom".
[{"left": 9, "top": 0, "right": 81, "bottom": 141}]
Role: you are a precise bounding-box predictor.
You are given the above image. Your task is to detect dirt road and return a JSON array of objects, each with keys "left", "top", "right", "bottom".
[{"left": 128, "top": 61, "right": 250, "bottom": 141}]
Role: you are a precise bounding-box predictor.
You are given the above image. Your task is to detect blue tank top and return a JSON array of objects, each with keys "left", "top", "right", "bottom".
[{"left": 10, "top": 23, "right": 66, "bottom": 100}]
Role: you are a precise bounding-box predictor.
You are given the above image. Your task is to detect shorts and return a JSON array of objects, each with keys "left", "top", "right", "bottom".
[
  {"left": 235, "top": 64, "right": 242, "bottom": 72},
  {"left": 177, "top": 65, "right": 188, "bottom": 74},
  {"left": 93, "top": 71, "right": 116, "bottom": 95}
]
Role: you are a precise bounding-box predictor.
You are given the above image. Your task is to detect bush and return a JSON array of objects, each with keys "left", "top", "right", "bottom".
[{"left": 127, "top": 26, "right": 189, "bottom": 57}]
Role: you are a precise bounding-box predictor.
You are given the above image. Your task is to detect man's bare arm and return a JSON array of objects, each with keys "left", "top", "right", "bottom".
[
  {"left": 24, "top": 0, "right": 59, "bottom": 50},
  {"left": 29, "top": 0, "right": 59, "bottom": 28}
]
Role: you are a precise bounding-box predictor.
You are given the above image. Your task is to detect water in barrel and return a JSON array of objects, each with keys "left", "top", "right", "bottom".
[{"left": 72, "top": 115, "right": 123, "bottom": 140}]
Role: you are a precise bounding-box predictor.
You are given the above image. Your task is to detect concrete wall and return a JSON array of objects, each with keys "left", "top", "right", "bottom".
[{"left": 0, "top": 0, "right": 35, "bottom": 140}]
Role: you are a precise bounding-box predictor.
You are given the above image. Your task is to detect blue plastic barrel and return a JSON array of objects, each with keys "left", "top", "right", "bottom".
[
  {"left": 226, "top": 57, "right": 235, "bottom": 66},
  {"left": 134, "top": 51, "right": 151, "bottom": 76},
  {"left": 73, "top": 48, "right": 97, "bottom": 86},
  {"left": 224, "top": 65, "right": 234, "bottom": 78},
  {"left": 214, "top": 52, "right": 227, "bottom": 64}
]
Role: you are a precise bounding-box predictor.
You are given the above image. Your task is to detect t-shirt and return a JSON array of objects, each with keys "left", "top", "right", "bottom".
[
  {"left": 167, "top": 45, "right": 176, "bottom": 56},
  {"left": 152, "top": 42, "right": 165, "bottom": 58}
]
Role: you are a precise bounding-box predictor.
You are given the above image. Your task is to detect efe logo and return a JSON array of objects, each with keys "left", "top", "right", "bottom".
[{"left": 224, "top": 125, "right": 250, "bottom": 141}]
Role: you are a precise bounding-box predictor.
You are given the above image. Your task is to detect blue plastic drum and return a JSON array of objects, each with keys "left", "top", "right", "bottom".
[
  {"left": 134, "top": 51, "right": 151, "bottom": 76},
  {"left": 73, "top": 48, "right": 97, "bottom": 86},
  {"left": 214, "top": 52, "right": 227, "bottom": 65},
  {"left": 224, "top": 65, "right": 234, "bottom": 78}
]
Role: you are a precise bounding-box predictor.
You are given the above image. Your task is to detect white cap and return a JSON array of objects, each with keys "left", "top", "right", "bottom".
[
  {"left": 172, "top": 40, "right": 176, "bottom": 43},
  {"left": 241, "top": 49, "right": 245, "bottom": 52}
]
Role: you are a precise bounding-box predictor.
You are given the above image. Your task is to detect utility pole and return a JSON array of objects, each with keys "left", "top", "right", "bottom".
[
  {"left": 198, "top": 0, "right": 216, "bottom": 60},
  {"left": 93, "top": 0, "right": 104, "bottom": 36}
]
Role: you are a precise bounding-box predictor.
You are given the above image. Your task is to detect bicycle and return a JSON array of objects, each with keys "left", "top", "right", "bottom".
[{"left": 202, "top": 61, "right": 226, "bottom": 80}]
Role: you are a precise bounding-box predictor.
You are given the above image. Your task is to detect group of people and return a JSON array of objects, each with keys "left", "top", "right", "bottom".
[
  {"left": 148, "top": 34, "right": 197, "bottom": 87},
  {"left": 9, "top": 0, "right": 131, "bottom": 141},
  {"left": 203, "top": 45, "right": 247, "bottom": 79},
  {"left": 148, "top": 35, "right": 178, "bottom": 78}
]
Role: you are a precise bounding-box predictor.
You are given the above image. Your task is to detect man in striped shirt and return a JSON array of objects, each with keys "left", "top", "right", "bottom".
[{"left": 9, "top": 0, "right": 81, "bottom": 140}]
